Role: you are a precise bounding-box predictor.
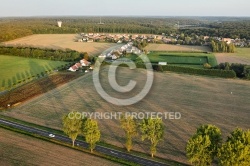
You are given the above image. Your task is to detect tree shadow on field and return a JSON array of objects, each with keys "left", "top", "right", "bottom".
[
  {"left": 25, "top": 70, "right": 30, "bottom": 77},
  {"left": 63, "top": 74, "right": 125, "bottom": 147},
  {"left": 16, "top": 73, "right": 21, "bottom": 81},
  {"left": 21, "top": 72, "right": 26, "bottom": 80},
  {"left": 7, "top": 78, "right": 12, "bottom": 88},
  {"left": 26, "top": 59, "right": 68, "bottom": 125},
  {"left": 12, "top": 76, "right": 17, "bottom": 85},
  {"left": 1, "top": 79, "right": 5, "bottom": 87}
]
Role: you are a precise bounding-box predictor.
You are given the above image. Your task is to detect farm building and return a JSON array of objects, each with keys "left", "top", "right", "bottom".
[{"left": 80, "top": 59, "right": 91, "bottom": 66}]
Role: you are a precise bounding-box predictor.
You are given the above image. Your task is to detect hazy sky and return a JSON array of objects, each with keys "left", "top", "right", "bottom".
[{"left": 0, "top": 0, "right": 249, "bottom": 17}]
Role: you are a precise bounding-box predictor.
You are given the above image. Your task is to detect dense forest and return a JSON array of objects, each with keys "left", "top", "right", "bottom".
[
  {"left": 180, "top": 21, "right": 250, "bottom": 39},
  {"left": 0, "top": 17, "right": 250, "bottom": 42}
]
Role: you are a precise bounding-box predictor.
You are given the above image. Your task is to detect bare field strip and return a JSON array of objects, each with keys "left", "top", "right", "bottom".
[
  {"left": 3, "top": 34, "right": 118, "bottom": 55},
  {"left": 0, "top": 128, "right": 119, "bottom": 166},
  {"left": 2, "top": 67, "right": 250, "bottom": 164},
  {"left": 215, "top": 48, "right": 250, "bottom": 65},
  {"left": 145, "top": 43, "right": 211, "bottom": 52},
  {"left": 215, "top": 53, "right": 250, "bottom": 65}
]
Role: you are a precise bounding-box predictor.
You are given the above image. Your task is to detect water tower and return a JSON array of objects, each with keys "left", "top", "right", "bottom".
[{"left": 57, "top": 21, "right": 62, "bottom": 27}]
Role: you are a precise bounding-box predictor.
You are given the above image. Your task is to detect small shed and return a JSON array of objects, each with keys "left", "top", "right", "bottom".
[{"left": 158, "top": 62, "right": 167, "bottom": 66}]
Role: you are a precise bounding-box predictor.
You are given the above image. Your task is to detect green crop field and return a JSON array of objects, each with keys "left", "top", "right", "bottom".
[
  {"left": 148, "top": 52, "right": 217, "bottom": 66},
  {"left": 0, "top": 55, "right": 68, "bottom": 90},
  {"left": 127, "top": 52, "right": 217, "bottom": 68}
]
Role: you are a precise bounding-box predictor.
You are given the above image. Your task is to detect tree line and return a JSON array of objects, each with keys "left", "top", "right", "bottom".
[
  {"left": 180, "top": 20, "right": 250, "bottom": 40},
  {"left": 63, "top": 112, "right": 164, "bottom": 157},
  {"left": 210, "top": 41, "right": 235, "bottom": 53},
  {"left": 186, "top": 124, "right": 250, "bottom": 166},
  {"left": 214, "top": 62, "right": 250, "bottom": 79},
  {"left": 0, "top": 46, "right": 86, "bottom": 62}
]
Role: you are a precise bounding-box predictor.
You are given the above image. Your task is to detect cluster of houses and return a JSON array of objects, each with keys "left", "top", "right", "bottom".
[
  {"left": 99, "top": 42, "right": 141, "bottom": 60},
  {"left": 77, "top": 33, "right": 250, "bottom": 47},
  {"left": 77, "top": 33, "right": 166, "bottom": 44},
  {"left": 212, "top": 37, "right": 248, "bottom": 47},
  {"left": 68, "top": 59, "right": 91, "bottom": 72}
]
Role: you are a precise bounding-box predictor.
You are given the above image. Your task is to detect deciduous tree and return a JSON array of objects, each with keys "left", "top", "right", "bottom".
[
  {"left": 140, "top": 118, "right": 164, "bottom": 158},
  {"left": 186, "top": 124, "right": 222, "bottom": 166},
  {"left": 218, "top": 128, "right": 250, "bottom": 166},
  {"left": 120, "top": 115, "right": 137, "bottom": 152},
  {"left": 63, "top": 111, "right": 83, "bottom": 147},
  {"left": 82, "top": 119, "right": 101, "bottom": 153}
]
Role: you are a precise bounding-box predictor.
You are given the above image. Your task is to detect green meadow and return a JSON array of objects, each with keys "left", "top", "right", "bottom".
[{"left": 0, "top": 55, "right": 67, "bottom": 90}]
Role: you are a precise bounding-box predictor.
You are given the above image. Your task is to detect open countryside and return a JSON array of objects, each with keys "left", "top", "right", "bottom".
[
  {"left": 1, "top": 2, "right": 250, "bottom": 165},
  {"left": 4, "top": 34, "right": 249, "bottom": 66},
  {"left": 2, "top": 67, "right": 250, "bottom": 164},
  {"left": 2, "top": 34, "right": 118, "bottom": 56}
]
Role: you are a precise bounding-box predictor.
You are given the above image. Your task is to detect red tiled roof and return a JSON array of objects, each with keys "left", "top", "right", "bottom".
[
  {"left": 76, "top": 63, "right": 82, "bottom": 67},
  {"left": 71, "top": 65, "right": 78, "bottom": 70}
]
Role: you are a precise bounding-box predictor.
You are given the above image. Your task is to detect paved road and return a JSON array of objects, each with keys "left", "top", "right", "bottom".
[{"left": 0, "top": 119, "right": 168, "bottom": 166}]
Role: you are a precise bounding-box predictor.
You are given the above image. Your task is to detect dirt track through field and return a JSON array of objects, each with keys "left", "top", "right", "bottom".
[{"left": 2, "top": 67, "right": 250, "bottom": 164}]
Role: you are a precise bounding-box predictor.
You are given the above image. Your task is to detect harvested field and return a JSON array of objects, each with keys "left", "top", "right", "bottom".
[
  {"left": 145, "top": 44, "right": 211, "bottom": 52},
  {"left": 0, "top": 72, "right": 80, "bottom": 109},
  {"left": 0, "top": 128, "right": 119, "bottom": 166},
  {"left": 215, "top": 53, "right": 250, "bottom": 64},
  {"left": 3, "top": 34, "right": 118, "bottom": 55},
  {"left": 215, "top": 48, "right": 250, "bottom": 65},
  {"left": 2, "top": 67, "right": 250, "bottom": 164}
]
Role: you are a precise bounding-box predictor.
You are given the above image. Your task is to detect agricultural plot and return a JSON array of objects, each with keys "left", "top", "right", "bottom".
[
  {"left": 140, "top": 52, "right": 217, "bottom": 68},
  {"left": 2, "top": 67, "right": 250, "bottom": 164},
  {"left": 0, "top": 55, "right": 68, "bottom": 90},
  {"left": 215, "top": 48, "right": 250, "bottom": 65},
  {"left": 0, "top": 128, "right": 119, "bottom": 166},
  {"left": 145, "top": 43, "right": 211, "bottom": 52},
  {"left": 3, "top": 34, "right": 118, "bottom": 56},
  {"left": 0, "top": 73, "right": 79, "bottom": 109}
]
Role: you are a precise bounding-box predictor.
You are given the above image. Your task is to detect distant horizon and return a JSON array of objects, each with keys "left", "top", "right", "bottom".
[
  {"left": 1, "top": 15, "right": 250, "bottom": 18},
  {"left": 1, "top": 0, "right": 249, "bottom": 17}
]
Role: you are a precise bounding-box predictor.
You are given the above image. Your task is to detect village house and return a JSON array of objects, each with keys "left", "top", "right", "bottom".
[
  {"left": 80, "top": 59, "right": 91, "bottom": 66},
  {"left": 68, "top": 65, "right": 78, "bottom": 72},
  {"left": 68, "top": 59, "right": 91, "bottom": 72},
  {"left": 222, "top": 38, "right": 233, "bottom": 44}
]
